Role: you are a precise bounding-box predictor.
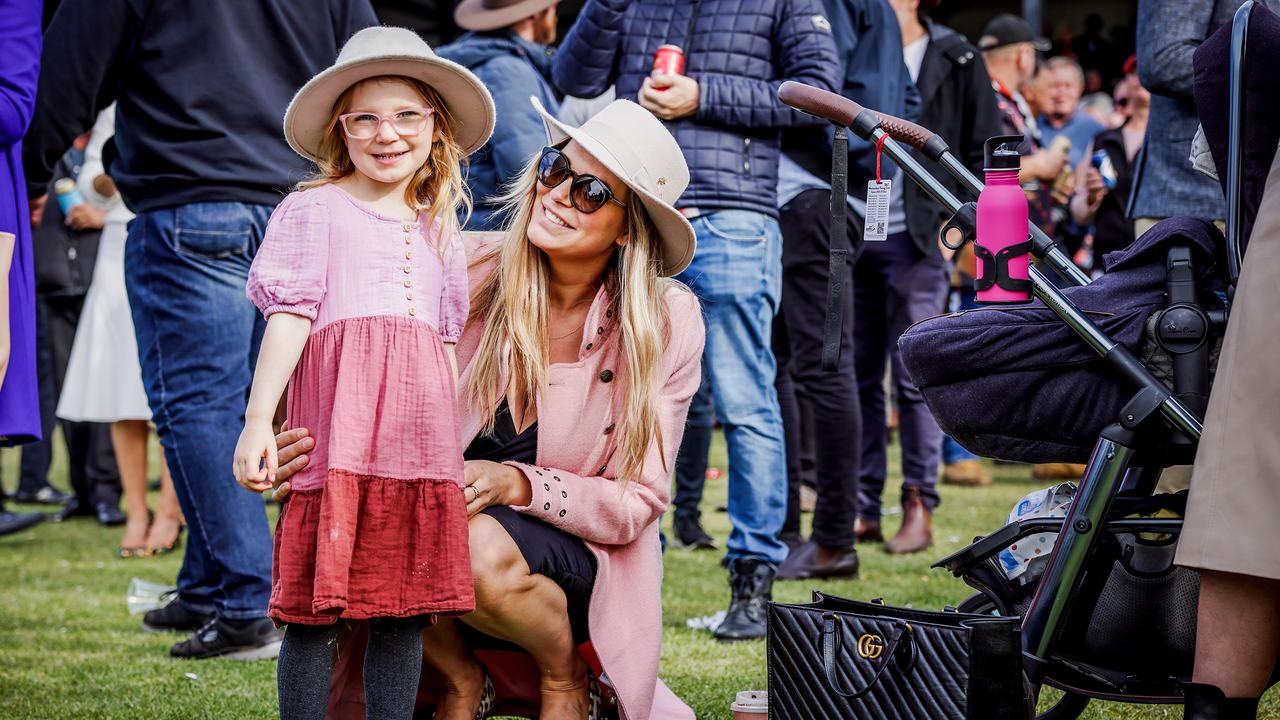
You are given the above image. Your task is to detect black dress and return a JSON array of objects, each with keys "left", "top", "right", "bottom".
[{"left": 464, "top": 400, "right": 596, "bottom": 642}]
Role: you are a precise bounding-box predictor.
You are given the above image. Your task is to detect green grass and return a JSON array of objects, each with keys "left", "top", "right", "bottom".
[{"left": 1, "top": 433, "right": 1276, "bottom": 718}]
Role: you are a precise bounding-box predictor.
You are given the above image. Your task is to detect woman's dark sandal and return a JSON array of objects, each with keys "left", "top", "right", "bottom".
[
  {"left": 588, "top": 673, "right": 603, "bottom": 720},
  {"left": 145, "top": 524, "right": 185, "bottom": 557}
]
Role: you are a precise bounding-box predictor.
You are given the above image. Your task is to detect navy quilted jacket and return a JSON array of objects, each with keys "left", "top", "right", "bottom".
[{"left": 551, "top": 0, "right": 840, "bottom": 217}]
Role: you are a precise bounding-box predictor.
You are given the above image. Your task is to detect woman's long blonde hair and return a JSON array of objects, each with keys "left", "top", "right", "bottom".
[
  {"left": 465, "top": 153, "right": 680, "bottom": 493},
  {"left": 299, "top": 75, "right": 471, "bottom": 249}
]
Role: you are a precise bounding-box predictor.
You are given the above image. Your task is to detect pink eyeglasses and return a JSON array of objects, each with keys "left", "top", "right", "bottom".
[{"left": 337, "top": 107, "right": 435, "bottom": 140}]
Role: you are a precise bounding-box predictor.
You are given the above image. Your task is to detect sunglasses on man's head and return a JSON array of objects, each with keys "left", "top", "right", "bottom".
[{"left": 537, "top": 147, "right": 627, "bottom": 214}]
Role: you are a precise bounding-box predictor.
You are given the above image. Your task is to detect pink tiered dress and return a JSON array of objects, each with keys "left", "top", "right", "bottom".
[{"left": 247, "top": 184, "right": 473, "bottom": 625}]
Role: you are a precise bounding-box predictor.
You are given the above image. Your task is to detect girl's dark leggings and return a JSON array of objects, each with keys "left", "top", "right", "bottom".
[{"left": 277, "top": 616, "right": 423, "bottom": 720}]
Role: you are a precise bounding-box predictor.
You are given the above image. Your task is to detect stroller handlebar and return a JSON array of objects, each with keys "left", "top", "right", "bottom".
[{"left": 778, "top": 81, "right": 940, "bottom": 155}]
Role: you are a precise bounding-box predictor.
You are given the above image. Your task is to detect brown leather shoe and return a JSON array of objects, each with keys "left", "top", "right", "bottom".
[
  {"left": 885, "top": 487, "right": 932, "bottom": 555},
  {"left": 1032, "top": 463, "right": 1087, "bottom": 480},
  {"left": 941, "top": 460, "right": 992, "bottom": 487},
  {"left": 776, "top": 540, "right": 859, "bottom": 580},
  {"left": 854, "top": 517, "right": 883, "bottom": 543}
]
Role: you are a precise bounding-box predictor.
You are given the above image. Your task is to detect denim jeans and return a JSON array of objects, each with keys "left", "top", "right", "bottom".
[
  {"left": 126, "top": 202, "right": 274, "bottom": 620},
  {"left": 675, "top": 209, "right": 789, "bottom": 567}
]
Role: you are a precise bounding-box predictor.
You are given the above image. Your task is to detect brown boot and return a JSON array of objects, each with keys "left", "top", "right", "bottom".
[
  {"left": 1031, "top": 463, "right": 1087, "bottom": 480},
  {"left": 941, "top": 460, "right": 992, "bottom": 487},
  {"left": 854, "top": 517, "right": 883, "bottom": 543},
  {"left": 885, "top": 487, "right": 932, "bottom": 555}
]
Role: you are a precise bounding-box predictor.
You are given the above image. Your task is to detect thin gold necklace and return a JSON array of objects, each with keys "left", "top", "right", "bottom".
[{"left": 547, "top": 296, "right": 596, "bottom": 341}]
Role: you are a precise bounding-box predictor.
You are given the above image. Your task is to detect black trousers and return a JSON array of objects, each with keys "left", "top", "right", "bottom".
[
  {"left": 671, "top": 370, "right": 713, "bottom": 522},
  {"left": 17, "top": 293, "right": 120, "bottom": 504},
  {"left": 774, "top": 189, "right": 863, "bottom": 548}
]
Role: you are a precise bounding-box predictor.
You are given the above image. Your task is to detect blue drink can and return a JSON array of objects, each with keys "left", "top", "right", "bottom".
[
  {"left": 54, "top": 178, "right": 87, "bottom": 214},
  {"left": 1091, "top": 150, "right": 1117, "bottom": 190}
]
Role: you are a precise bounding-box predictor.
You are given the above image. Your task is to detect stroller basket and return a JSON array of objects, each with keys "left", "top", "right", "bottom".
[{"left": 898, "top": 218, "right": 1227, "bottom": 464}]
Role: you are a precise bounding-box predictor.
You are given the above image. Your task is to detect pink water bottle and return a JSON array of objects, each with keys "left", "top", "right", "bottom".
[{"left": 975, "top": 136, "right": 1032, "bottom": 304}]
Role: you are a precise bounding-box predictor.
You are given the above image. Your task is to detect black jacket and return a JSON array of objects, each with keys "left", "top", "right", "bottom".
[
  {"left": 33, "top": 150, "right": 100, "bottom": 298},
  {"left": 903, "top": 21, "right": 1005, "bottom": 257},
  {"left": 23, "top": 0, "right": 378, "bottom": 212}
]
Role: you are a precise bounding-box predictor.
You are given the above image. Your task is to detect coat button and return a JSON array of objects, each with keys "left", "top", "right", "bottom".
[
  {"left": 585, "top": 342, "right": 593, "bottom": 351},
  {"left": 599, "top": 369, "right": 614, "bottom": 383},
  {"left": 596, "top": 326, "right": 604, "bottom": 335},
  {"left": 598, "top": 465, "right": 607, "bottom": 474},
  {"left": 544, "top": 502, "right": 552, "bottom": 511},
  {"left": 604, "top": 423, "right": 615, "bottom": 435}
]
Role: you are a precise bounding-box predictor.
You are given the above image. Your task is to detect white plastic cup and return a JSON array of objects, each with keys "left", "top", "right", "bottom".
[
  {"left": 731, "top": 690, "right": 768, "bottom": 719},
  {"left": 126, "top": 577, "right": 177, "bottom": 616}
]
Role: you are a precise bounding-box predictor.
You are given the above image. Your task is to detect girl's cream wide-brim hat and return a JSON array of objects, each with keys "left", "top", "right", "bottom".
[
  {"left": 532, "top": 97, "right": 696, "bottom": 277},
  {"left": 284, "top": 26, "right": 496, "bottom": 162}
]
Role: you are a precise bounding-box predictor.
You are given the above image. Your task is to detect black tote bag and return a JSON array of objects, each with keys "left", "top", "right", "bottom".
[{"left": 767, "top": 592, "right": 1028, "bottom": 720}]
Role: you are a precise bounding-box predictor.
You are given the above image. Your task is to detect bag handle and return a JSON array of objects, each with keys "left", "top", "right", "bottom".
[{"left": 821, "top": 613, "right": 918, "bottom": 700}]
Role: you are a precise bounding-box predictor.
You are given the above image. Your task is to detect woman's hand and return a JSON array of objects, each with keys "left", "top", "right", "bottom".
[
  {"left": 463, "top": 460, "right": 531, "bottom": 518},
  {"left": 233, "top": 418, "right": 278, "bottom": 493},
  {"left": 1083, "top": 167, "right": 1109, "bottom": 211},
  {"left": 264, "top": 426, "right": 315, "bottom": 501}
]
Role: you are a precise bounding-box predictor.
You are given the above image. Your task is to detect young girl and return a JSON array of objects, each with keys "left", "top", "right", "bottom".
[{"left": 231, "top": 27, "right": 495, "bottom": 720}]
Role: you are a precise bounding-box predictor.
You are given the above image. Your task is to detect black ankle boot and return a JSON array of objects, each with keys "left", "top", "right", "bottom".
[
  {"left": 714, "top": 558, "right": 775, "bottom": 641},
  {"left": 1184, "top": 683, "right": 1259, "bottom": 720}
]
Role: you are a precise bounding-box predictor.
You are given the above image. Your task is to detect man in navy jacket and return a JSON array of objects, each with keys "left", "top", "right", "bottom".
[
  {"left": 772, "top": 0, "right": 919, "bottom": 581},
  {"left": 552, "top": 0, "right": 839, "bottom": 640},
  {"left": 438, "top": 0, "right": 562, "bottom": 230}
]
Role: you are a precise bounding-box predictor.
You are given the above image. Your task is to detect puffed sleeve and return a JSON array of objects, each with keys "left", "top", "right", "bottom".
[
  {"left": 437, "top": 228, "right": 469, "bottom": 342},
  {"left": 246, "top": 192, "right": 330, "bottom": 320}
]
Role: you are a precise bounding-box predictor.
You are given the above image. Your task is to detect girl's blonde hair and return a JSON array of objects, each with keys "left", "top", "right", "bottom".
[
  {"left": 466, "top": 152, "right": 681, "bottom": 493},
  {"left": 299, "top": 75, "right": 471, "bottom": 249}
]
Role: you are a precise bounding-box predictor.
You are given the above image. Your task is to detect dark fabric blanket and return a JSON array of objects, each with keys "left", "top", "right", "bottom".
[{"left": 899, "top": 217, "right": 1227, "bottom": 463}]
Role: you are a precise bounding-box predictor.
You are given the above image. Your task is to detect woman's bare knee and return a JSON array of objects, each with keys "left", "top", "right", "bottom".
[{"left": 468, "top": 514, "right": 534, "bottom": 608}]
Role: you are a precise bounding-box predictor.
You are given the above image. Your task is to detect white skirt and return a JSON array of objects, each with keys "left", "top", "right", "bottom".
[{"left": 57, "top": 221, "right": 152, "bottom": 423}]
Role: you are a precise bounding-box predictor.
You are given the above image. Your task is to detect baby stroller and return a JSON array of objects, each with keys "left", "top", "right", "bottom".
[{"left": 777, "top": 3, "right": 1278, "bottom": 717}]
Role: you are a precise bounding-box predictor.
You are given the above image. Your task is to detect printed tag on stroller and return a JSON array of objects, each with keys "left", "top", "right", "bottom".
[{"left": 864, "top": 180, "right": 892, "bottom": 242}]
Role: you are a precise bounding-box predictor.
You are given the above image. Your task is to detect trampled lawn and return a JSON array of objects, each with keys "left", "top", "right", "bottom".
[{"left": 1, "top": 436, "right": 1276, "bottom": 718}]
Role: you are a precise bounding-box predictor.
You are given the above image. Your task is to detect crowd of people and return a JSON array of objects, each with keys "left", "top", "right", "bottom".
[{"left": 0, "top": 0, "right": 1274, "bottom": 718}]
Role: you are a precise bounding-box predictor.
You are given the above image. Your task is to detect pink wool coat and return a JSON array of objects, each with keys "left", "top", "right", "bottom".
[{"left": 455, "top": 240, "right": 703, "bottom": 720}]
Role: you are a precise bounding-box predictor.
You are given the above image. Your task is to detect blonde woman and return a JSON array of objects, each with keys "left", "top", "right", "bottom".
[{"left": 273, "top": 98, "right": 702, "bottom": 720}]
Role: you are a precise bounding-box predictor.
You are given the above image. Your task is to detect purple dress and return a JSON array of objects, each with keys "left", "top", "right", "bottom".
[{"left": 0, "top": 0, "right": 43, "bottom": 445}]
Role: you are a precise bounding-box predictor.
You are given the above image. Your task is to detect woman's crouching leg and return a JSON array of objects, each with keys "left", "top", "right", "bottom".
[
  {"left": 464, "top": 513, "right": 588, "bottom": 720},
  {"left": 421, "top": 616, "right": 487, "bottom": 720}
]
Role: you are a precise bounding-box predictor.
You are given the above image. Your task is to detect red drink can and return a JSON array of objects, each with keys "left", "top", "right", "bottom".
[{"left": 653, "top": 44, "right": 685, "bottom": 75}]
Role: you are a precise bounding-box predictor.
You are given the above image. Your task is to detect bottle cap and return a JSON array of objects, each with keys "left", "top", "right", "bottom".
[{"left": 984, "top": 135, "right": 1025, "bottom": 171}]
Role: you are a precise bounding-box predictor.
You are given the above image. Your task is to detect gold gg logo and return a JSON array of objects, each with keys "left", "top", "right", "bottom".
[{"left": 857, "top": 633, "right": 885, "bottom": 660}]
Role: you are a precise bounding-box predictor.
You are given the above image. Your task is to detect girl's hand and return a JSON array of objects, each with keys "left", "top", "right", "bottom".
[
  {"left": 463, "top": 460, "right": 531, "bottom": 518},
  {"left": 233, "top": 418, "right": 278, "bottom": 493}
]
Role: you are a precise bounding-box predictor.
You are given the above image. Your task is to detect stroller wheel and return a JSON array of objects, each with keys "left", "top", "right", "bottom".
[{"left": 957, "top": 593, "right": 1092, "bottom": 720}]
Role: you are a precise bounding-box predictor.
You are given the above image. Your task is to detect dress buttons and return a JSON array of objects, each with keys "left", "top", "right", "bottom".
[
  {"left": 405, "top": 250, "right": 413, "bottom": 260},
  {"left": 405, "top": 236, "right": 413, "bottom": 245},
  {"left": 409, "top": 307, "right": 417, "bottom": 316},
  {"left": 403, "top": 265, "right": 412, "bottom": 273},
  {"left": 404, "top": 279, "right": 413, "bottom": 288},
  {"left": 406, "top": 292, "right": 414, "bottom": 300},
  {"left": 599, "top": 369, "right": 614, "bottom": 383},
  {"left": 604, "top": 423, "right": 615, "bottom": 435},
  {"left": 403, "top": 224, "right": 413, "bottom": 232}
]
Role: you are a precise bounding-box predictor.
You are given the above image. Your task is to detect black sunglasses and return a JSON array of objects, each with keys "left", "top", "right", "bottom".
[{"left": 537, "top": 147, "right": 627, "bottom": 214}]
